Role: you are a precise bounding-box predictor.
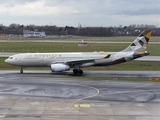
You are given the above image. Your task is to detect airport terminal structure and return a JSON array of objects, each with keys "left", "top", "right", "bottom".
[{"left": 23, "top": 30, "right": 46, "bottom": 37}]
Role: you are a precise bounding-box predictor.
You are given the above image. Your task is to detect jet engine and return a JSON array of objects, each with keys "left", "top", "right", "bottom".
[{"left": 51, "top": 64, "right": 70, "bottom": 72}]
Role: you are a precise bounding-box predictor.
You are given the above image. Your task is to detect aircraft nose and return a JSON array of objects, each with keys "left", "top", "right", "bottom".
[
  {"left": 5, "top": 57, "right": 17, "bottom": 65},
  {"left": 5, "top": 59, "right": 9, "bottom": 63},
  {"left": 5, "top": 58, "right": 12, "bottom": 64}
]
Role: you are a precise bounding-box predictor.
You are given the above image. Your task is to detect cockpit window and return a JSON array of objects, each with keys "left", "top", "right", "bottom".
[{"left": 9, "top": 57, "right": 13, "bottom": 59}]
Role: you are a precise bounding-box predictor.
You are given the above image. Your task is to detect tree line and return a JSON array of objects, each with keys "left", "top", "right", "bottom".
[{"left": 0, "top": 23, "right": 159, "bottom": 36}]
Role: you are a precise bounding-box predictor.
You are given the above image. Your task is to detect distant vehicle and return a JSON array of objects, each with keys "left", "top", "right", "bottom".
[
  {"left": 78, "top": 39, "right": 88, "bottom": 47},
  {"left": 5, "top": 30, "right": 152, "bottom": 75}
]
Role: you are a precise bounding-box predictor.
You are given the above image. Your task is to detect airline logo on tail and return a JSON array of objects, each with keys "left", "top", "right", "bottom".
[
  {"left": 123, "top": 30, "right": 152, "bottom": 54},
  {"left": 108, "top": 30, "right": 152, "bottom": 65}
]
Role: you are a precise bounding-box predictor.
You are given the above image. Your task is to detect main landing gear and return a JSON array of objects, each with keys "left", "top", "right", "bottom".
[
  {"left": 73, "top": 65, "right": 83, "bottom": 75},
  {"left": 20, "top": 67, "right": 23, "bottom": 73},
  {"left": 73, "top": 69, "right": 83, "bottom": 75}
]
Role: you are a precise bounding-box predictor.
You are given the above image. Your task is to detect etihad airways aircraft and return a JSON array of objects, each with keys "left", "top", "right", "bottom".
[{"left": 5, "top": 30, "right": 152, "bottom": 74}]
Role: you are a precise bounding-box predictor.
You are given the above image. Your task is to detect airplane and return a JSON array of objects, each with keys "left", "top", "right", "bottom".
[{"left": 5, "top": 30, "right": 152, "bottom": 75}]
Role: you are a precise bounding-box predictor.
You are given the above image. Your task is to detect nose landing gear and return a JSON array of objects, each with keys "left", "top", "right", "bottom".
[{"left": 20, "top": 67, "right": 23, "bottom": 73}]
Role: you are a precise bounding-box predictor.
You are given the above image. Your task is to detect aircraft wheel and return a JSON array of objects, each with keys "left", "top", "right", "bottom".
[
  {"left": 79, "top": 69, "right": 83, "bottom": 75},
  {"left": 73, "top": 69, "right": 83, "bottom": 75},
  {"left": 73, "top": 69, "right": 78, "bottom": 74}
]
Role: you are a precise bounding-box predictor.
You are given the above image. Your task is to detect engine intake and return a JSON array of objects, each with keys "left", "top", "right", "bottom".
[{"left": 51, "top": 64, "right": 70, "bottom": 72}]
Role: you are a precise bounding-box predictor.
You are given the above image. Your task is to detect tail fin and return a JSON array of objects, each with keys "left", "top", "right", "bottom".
[{"left": 122, "top": 30, "right": 152, "bottom": 54}]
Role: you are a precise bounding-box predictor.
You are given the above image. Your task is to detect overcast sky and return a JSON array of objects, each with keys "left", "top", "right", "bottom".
[{"left": 0, "top": 0, "right": 160, "bottom": 27}]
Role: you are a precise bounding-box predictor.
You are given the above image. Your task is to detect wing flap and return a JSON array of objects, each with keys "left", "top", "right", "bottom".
[{"left": 51, "top": 59, "right": 96, "bottom": 68}]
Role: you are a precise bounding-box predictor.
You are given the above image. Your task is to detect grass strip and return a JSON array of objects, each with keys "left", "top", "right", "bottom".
[
  {"left": 0, "top": 42, "right": 159, "bottom": 55},
  {"left": 0, "top": 36, "right": 160, "bottom": 42}
]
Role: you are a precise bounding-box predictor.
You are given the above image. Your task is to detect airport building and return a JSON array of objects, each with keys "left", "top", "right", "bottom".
[{"left": 23, "top": 30, "right": 46, "bottom": 37}]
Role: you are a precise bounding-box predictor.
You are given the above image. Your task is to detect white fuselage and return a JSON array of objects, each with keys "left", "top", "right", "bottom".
[{"left": 5, "top": 52, "right": 117, "bottom": 67}]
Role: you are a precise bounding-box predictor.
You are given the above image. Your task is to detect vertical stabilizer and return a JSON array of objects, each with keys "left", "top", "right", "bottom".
[{"left": 122, "top": 30, "right": 152, "bottom": 54}]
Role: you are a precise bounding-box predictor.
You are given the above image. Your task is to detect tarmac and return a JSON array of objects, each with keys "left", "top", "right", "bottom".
[{"left": 0, "top": 70, "right": 159, "bottom": 120}]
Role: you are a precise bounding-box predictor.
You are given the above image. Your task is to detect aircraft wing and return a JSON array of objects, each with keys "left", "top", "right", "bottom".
[
  {"left": 66, "top": 59, "right": 96, "bottom": 67},
  {"left": 51, "top": 58, "right": 96, "bottom": 67},
  {"left": 51, "top": 54, "right": 112, "bottom": 67}
]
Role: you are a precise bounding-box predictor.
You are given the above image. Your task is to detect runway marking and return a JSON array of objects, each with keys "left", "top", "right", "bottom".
[
  {"left": 70, "top": 85, "right": 101, "bottom": 118},
  {"left": 149, "top": 78, "right": 160, "bottom": 81},
  {"left": 30, "top": 102, "right": 39, "bottom": 105},
  {"left": 70, "top": 85, "right": 112, "bottom": 120},
  {"left": 18, "top": 81, "right": 101, "bottom": 119},
  {"left": 1, "top": 73, "right": 159, "bottom": 119},
  {"left": 74, "top": 104, "right": 90, "bottom": 108},
  {"left": 70, "top": 83, "right": 157, "bottom": 119}
]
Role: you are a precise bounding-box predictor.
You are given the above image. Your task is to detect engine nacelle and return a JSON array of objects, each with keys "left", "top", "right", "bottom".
[{"left": 51, "top": 64, "right": 70, "bottom": 72}]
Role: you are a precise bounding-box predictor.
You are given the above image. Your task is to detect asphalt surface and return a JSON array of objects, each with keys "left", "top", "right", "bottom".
[
  {"left": 0, "top": 70, "right": 160, "bottom": 102},
  {"left": 0, "top": 70, "right": 159, "bottom": 120},
  {"left": 1, "top": 70, "right": 160, "bottom": 77}
]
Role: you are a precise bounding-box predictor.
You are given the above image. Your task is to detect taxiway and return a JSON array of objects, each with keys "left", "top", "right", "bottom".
[{"left": 0, "top": 70, "right": 159, "bottom": 120}]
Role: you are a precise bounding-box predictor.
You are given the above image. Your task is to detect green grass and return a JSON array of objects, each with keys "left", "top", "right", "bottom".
[
  {"left": 0, "top": 36, "right": 160, "bottom": 42},
  {"left": 0, "top": 42, "right": 159, "bottom": 55},
  {"left": 83, "top": 61, "right": 160, "bottom": 71}
]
